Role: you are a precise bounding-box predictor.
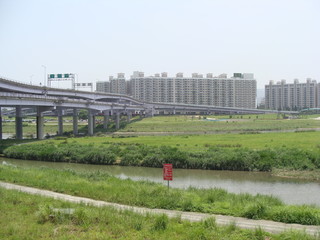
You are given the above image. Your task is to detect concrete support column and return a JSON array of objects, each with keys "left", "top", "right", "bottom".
[
  {"left": 127, "top": 111, "right": 132, "bottom": 123},
  {"left": 139, "top": 111, "right": 143, "bottom": 119},
  {"left": 15, "top": 106, "right": 23, "bottom": 140},
  {"left": 36, "top": 107, "right": 44, "bottom": 140},
  {"left": 57, "top": 107, "right": 63, "bottom": 135},
  {"left": 173, "top": 108, "right": 176, "bottom": 115},
  {"left": 88, "top": 110, "right": 94, "bottom": 136},
  {"left": 0, "top": 107, "right": 2, "bottom": 140},
  {"left": 92, "top": 115, "right": 96, "bottom": 129},
  {"left": 103, "top": 110, "right": 109, "bottom": 129},
  {"left": 115, "top": 112, "right": 120, "bottom": 130},
  {"left": 73, "top": 108, "right": 78, "bottom": 135}
]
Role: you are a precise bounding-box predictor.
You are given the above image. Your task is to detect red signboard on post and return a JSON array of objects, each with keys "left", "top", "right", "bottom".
[{"left": 163, "top": 164, "right": 173, "bottom": 181}]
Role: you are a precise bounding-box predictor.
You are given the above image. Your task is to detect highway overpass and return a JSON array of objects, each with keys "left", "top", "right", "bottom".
[{"left": 0, "top": 76, "right": 297, "bottom": 139}]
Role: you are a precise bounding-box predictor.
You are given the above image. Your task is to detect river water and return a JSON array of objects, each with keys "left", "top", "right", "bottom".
[{"left": 2, "top": 157, "right": 320, "bottom": 206}]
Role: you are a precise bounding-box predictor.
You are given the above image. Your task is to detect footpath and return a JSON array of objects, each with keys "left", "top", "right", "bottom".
[{"left": 1, "top": 181, "right": 319, "bottom": 236}]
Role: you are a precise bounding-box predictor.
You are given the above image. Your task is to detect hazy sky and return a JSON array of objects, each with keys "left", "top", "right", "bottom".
[{"left": 0, "top": 0, "right": 319, "bottom": 89}]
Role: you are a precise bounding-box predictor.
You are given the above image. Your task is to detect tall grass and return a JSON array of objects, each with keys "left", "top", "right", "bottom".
[
  {"left": 119, "top": 115, "right": 320, "bottom": 133},
  {"left": 4, "top": 141, "right": 320, "bottom": 172},
  {"left": 1, "top": 165, "right": 320, "bottom": 226},
  {"left": 2, "top": 188, "right": 319, "bottom": 240}
]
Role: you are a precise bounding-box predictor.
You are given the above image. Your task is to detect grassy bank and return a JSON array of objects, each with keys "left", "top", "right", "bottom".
[
  {"left": 4, "top": 139, "right": 320, "bottom": 172},
  {"left": 2, "top": 188, "right": 317, "bottom": 240},
  {"left": 0, "top": 139, "right": 37, "bottom": 154},
  {"left": 272, "top": 169, "right": 320, "bottom": 181},
  {"left": 1, "top": 165, "right": 320, "bottom": 226},
  {"left": 74, "top": 131, "right": 320, "bottom": 152},
  {"left": 120, "top": 115, "right": 320, "bottom": 133}
]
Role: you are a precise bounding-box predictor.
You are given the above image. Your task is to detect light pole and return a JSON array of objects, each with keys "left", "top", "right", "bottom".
[
  {"left": 30, "top": 75, "right": 34, "bottom": 85},
  {"left": 74, "top": 73, "right": 78, "bottom": 90},
  {"left": 41, "top": 65, "right": 47, "bottom": 86}
]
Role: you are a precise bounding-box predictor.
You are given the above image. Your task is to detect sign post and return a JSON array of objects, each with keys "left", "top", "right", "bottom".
[
  {"left": 48, "top": 73, "right": 76, "bottom": 89},
  {"left": 163, "top": 164, "right": 173, "bottom": 189}
]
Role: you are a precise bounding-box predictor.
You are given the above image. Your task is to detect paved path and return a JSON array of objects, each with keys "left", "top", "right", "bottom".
[{"left": 1, "top": 181, "right": 319, "bottom": 236}]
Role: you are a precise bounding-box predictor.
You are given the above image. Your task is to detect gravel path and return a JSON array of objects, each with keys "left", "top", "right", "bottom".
[{"left": 1, "top": 181, "right": 319, "bottom": 235}]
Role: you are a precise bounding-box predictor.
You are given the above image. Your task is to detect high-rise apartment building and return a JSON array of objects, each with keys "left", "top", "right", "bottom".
[
  {"left": 96, "top": 72, "right": 257, "bottom": 109},
  {"left": 130, "top": 72, "right": 256, "bottom": 108},
  {"left": 96, "top": 81, "right": 110, "bottom": 93},
  {"left": 265, "top": 78, "right": 318, "bottom": 110}
]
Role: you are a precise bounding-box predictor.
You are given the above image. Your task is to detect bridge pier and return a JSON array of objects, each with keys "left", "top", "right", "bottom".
[
  {"left": 15, "top": 106, "right": 23, "bottom": 140},
  {"left": 73, "top": 108, "right": 78, "bottom": 135},
  {"left": 127, "top": 111, "right": 132, "bottom": 123},
  {"left": 115, "top": 112, "right": 120, "bottom": 130},
  {"left": 0, "top": 107, "right": 2, "bottom": 140},
  {"left": 92, "top": 115, "right": 96, "bottom": 129},
  {"left": 103, "top": 110, "right": 109, "bottom": 129},
  {"left": 57, "top": 107, "right": 63, "bottom": 135},
  {"left": 36, "top": 107, "right": 45, "bottom": 139},
  {"left": 88, "top": 110, "right": 94, "bottom": 136}
]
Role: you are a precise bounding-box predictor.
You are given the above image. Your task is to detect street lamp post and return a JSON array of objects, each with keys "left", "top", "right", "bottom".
[
  {"left": 30, "top": 75, "right": 34, "bottom": 85},
  {"left": 41, "top": 65, "right": 47, "bottom": 86},
  {"left": 74, "top": 73, "right": 78, "bottom": 90}
]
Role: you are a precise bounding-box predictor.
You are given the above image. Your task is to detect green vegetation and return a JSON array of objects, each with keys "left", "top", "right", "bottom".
[
  {"left": 2, "top": 114, "right": 320, "bottom": 138},
  {"left": 1, "top": 165, "right": 320, "bottom": 226},
  {"left": 1, "top": 114, "right": 136, "bottom": 137},
  {"left": 0, "top": 139, "right": 36, "bottom": 154},
  {"left": 119, "top": 114, "right": 320, "bottom": 133},
  {"left": 74, "top": 131, "right": 320, "bottom": 152},
  {"left": 1, "top": 188, "right": 317, "bottom": 240},
  {"left": 1, "top": 118, "right": 88, "bottom": 135},
  {"left": 4, "top": 139, "right": 320, "bottom": 172}
]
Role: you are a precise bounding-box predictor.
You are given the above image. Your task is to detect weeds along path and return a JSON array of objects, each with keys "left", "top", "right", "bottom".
[{"left": 1, "top": 181, "right": 319, "bottom": 236}]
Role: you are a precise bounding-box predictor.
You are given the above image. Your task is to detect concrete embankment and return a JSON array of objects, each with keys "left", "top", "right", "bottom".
[{"left": 1, "top": 181, "right": 319, "bottom": 236}]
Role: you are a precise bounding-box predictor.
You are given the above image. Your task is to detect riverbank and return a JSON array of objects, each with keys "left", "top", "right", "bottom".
[
  {"left": 1, "top": 164, "right": 320, "bottom": 226},
  {"left": 4, "top": 139, "right": 319, "bottom": 172},
  {"left": 272, "top": 169, "right": 320, "bottom": 181},
  {"left": 2, "top": 187, "right": 318, "bottom": 240},
  {"left": 1, "top": 182, "right": 319, "bottom": 239}
]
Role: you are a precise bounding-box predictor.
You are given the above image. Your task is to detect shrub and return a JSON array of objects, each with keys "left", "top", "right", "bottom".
[
  {"left": 242, "top": 202, "right": 268, "bottom": 219},
  {"left": 270, "top": 206, "right": 320, "bottom": 225},
  {"left": 152, "top": 214, "right": 168, "bottom": 231},
  {"left": 3, "top": 142, "right": 320, "bottom": 172}
]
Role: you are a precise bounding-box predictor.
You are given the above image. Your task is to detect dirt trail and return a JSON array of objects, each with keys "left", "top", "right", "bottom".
[{"left": 1, "top": 181, "right": 319, "bottom": 235}]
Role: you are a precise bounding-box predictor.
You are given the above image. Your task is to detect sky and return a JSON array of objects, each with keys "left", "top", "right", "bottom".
[{"left": 0, "top": 0, "right": 319, "bottom": 90}]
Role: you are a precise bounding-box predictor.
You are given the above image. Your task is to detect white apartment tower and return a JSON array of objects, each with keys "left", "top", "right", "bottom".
[
  {"left": 96, "top": 72, "right": 257, "bottom": 108},
  {"left": 130, "top": 72, "right": 256, "bottom": 108},
  {"left": 265, "top": 78, "right": 318, "bottom": 110}
]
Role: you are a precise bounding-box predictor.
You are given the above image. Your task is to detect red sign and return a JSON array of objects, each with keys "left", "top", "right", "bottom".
[{"left": 163, "top": 164, "right": 173, "bottom": 181}]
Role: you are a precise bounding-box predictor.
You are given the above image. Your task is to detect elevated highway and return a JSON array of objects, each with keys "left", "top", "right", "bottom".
[{"left": 0, "top": 76, "right": 297, "bottom": 139}]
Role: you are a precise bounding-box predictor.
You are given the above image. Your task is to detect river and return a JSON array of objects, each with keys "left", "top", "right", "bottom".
[{"left": 2, "top": 157, "right": 320, "bottom": 206}]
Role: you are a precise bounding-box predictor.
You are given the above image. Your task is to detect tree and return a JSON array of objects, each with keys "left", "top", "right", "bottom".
[{"left": 78, "top": 109, "right": 88, "bottom": 120}]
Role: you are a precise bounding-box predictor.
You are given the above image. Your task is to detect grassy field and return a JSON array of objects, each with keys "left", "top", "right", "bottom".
[
  {"left": 64, "top": 131, "right": 320, "bottom": 152},
  {"left": 1, "top": 165, "right": 320, "bottom": 226},
  {"left": 119, "top": 114, "right": 320, "bottom": 133},
  {"left": 1, "top": 120, "right": 88, "bottom": 135},
  {"left": 2, "top": 114, "right": 320, "bottom": 137},
  {"left": 1, "top": 188, "right": 317, "bottom": 240}
]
